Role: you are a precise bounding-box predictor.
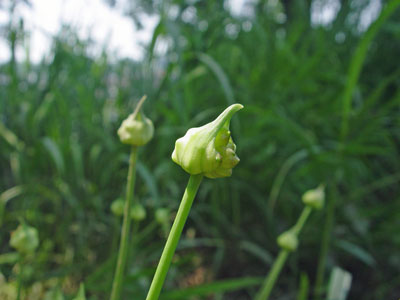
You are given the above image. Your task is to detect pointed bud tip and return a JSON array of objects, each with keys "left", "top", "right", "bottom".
[
  {"left": 224, "top": 103, "right": 244, "bottom": 117},
  {"left": 230, "top": 103, "right": 244, "bottom": 111},
  {"left": 172, "top": 104, "right": 243, "bottom": 177}
]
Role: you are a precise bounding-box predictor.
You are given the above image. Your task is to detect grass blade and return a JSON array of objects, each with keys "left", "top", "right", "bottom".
[{"left": 327, "top": 267, "right": 352, "bottom": 300}]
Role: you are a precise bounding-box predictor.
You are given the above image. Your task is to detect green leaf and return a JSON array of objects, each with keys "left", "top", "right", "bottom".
[
  {"left": 336, "top": 240, "right": 376, "bottom": 267},
  {"left": 0, "top": 122, "right": 23, "bottom": 150},
  {"left": 161, "top": 277, "right": 263, "bottom": 299},
  {"left": 0, "top": 185, "right": 24, "bottom": 205},
  {"left": 42, "top": 137, "right": 65, "bottom": 174},
  {"left": 73, "top": 283, "right": 86, "bottom": 300},
  {"left": 297, "top": 272, "right": 309, "bottom": 300},
  {"left": 44, "top": 287, "right": 65, "bottom": 300},
  {"left": 0, "top": 252, "right": 19, "bottom": 264},
  {"left": 197, "top": 52, "right": 235, "bottom": 105},
  {"left": 327, "top": 267, "right": 352, "bottom": 300}
]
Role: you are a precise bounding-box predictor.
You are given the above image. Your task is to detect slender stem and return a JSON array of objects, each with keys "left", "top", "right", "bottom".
[
  {"left": 256, "top": 206, "right": 313, "bottom": 300},
  {"left": 110, "top": 146, "right": 138, "bottom": 300},
  {"left": 127, "top": 219, "right": 140, "bottom": 263},
  {"left": 145, "top": 174, "right": 203, "bottom": 300},
  {"left": 255, "top": 250, "right": 289, "bottom": 300},
  {"left": 292, "top": 206, "right": 312, "bottom": 235},
  {"left": 16, "top": 254, "right": 25, "bottom": 300},
  {"left": 314, "top": 190, "right": 336, "bottom": 299}
]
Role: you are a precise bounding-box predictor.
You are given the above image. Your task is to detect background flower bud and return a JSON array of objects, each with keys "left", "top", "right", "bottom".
[
  {"left": 277, "top": 230, "right": 298, "bottom": 252},
  {"left": 302, "top": 184, "right": 325, "bottom": 210},
  {"left": 130, "top": 203, "right": 146, "bottom": 221},
  {"left": 172, "top": 103, "right": 243, "bottom": 178},
  {"left": 118, "top": 111, "right": 154, "bottom": 146},
  {"left": 10, "top": 223, "right": 39, "bottom": 255},
  {"left": 155, "top": 208, "right": 170, "bottom": 224},
  {"left": 117, "top": 95, "right": 154, "bottom": 146},
  {"left": 111, "top": 198, "right": 124, "bottom": 217}
]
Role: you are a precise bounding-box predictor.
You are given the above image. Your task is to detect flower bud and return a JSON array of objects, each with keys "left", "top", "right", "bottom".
[
  {"left": 172, "top": 104, "right": 243, "bottom": 178},
  {"left": 277, "top": 230, "right": 298, "bottom": 252},
  {"left": 130, "top": 203, "right": 146, "bottom": 221},
  {"left": 302, "top": 184, "right": 325, "bottom": 210},
  {"left": 117, "top": 96, "right": 154, "bottom": 146},
  {"left": 10, "top": 223, "right": 39, "bottom": 255},
  {"left": 111, "top": 198, "right": 124, "bottom": 217},
  {"left": 155, "top": 208, "right": 170, "bottom": 224}
]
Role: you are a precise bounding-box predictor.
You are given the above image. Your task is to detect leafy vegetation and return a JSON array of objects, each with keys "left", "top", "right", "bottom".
[{"left": 1, "top": 0, "right": 400, "bottom": 299}]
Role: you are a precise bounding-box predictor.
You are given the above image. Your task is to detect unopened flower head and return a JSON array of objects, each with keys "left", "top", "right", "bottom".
[
  {"left": 118, "top": 95, "right": 154, "bottom": 146},
  {"left": 155, "top": 208, "right": 170, "bottom": 224},
  {"left": 277, "top": 229, "right": 298, "bottom": 252},
  {"left": 302, "top": 184, "right": 325, "bottom": 210},
  {"left": 10, "top": 223, "right": 39, "bottom": 255},
  {"left": 130, "top": 203, "right": 146, "bottom": 221},
  {"left": 111, "top": 198, "right": 124, "bottom": 217},
  {"left": 172, "top": 104, "right": 243, "bottom": 178}
]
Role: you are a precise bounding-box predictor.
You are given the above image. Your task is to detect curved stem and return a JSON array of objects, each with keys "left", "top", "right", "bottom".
[
  {"left": 110, "top": 146, "right": 138, "bottom": 300},
  {"left": 145, "top": 174, "right": 203, "bottom": 300}
]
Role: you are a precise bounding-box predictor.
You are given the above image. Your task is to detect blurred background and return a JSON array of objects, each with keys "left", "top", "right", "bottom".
[{"left": 1, "top": 0, "right": 400, "bottom": 299}]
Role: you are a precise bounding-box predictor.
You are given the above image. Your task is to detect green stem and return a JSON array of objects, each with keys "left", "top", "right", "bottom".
[
  {"left": 16, "top": 255, "right": 24, "bottom": 300},
  {"left": 314, "top": 191, "right": 336, "bottom": 299},
  {"left": 145, "top": 174, "right": 203, "bottom": 300},
  {"left": 127, "top": 219, "right": 140, "bottom": 263},
  {"left": 256, "top": 206, "right": 313, "bottom": 300},
  {"left": 255, "top": 250, "right": 289, "bottom": 300},
  {"left": 293, "top": 206, "right": 312, "bottom": 235},
  {"left": 110, "top": 146, "right": 138, "bottom": 300}
]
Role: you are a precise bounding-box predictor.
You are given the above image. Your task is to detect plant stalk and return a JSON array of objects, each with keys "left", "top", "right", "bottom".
[
  {"left": 110, "top": 146, "right": 138, "bottom": 300},
  {"left": 256, "top": 206, "right": 312, "bottom": 300},
  {"left": 16, "top": 261, "right": 22, "bottom": 300},
  {"left": 145, "top": 174, "right": 203, "bottom": 300},
  {"left": 255, "top": 250, "right": 289, "bottom": 300},
  {"left": 293, "top": 206, "right": 312, "bottom": 235},
  {"left": 313, "top": 191, "right": 336, "bottom": 299}
]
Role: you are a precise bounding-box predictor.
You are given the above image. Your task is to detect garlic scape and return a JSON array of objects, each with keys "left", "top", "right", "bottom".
[
  {"left": 302, "top": 184, "right": 325, "bottom": 210},
  {"left": 277, "top": 229, "right": 298, "bottom": 252},
  {"left": 111, "top": 95, "right": 153, "bottom": 300},
  {"left": 117, "top": 95, "right": 154, "bottom": 146},
  {"left": 172, "top": 103, "right": 243, "bottom": 178}
]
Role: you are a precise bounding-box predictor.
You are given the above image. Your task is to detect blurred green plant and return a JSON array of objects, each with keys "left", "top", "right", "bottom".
[
  {"left": 110, "top": 95, "right": 154, "bottom": 300},
  {"left": 255, "top": 185, "right": 325, "bottom": 300}
]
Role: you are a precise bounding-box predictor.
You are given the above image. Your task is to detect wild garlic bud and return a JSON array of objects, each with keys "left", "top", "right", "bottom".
[
  {"left": 117, "top": 95, "right": 154, "bottom": 146},
  {"left": 155, "top": 208, "right": 170, "bottom": 224},
  {"left": 130, "top": 203, "right": 146, "bottom": 221},
  {"left": 111, "top": 198, "right": 124, "bottom": 217},
  {"left": 277, "top": 230, "right": 298, "bottom": 252},
  {"left": 172, "top": 103, "right": 243, "bottom": 178},
  {"left": 10, "top": 223, "right": 39, "bottom": 255},
  {"left": 302, "top": 184, "right": 325, "bottom": 210}
]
